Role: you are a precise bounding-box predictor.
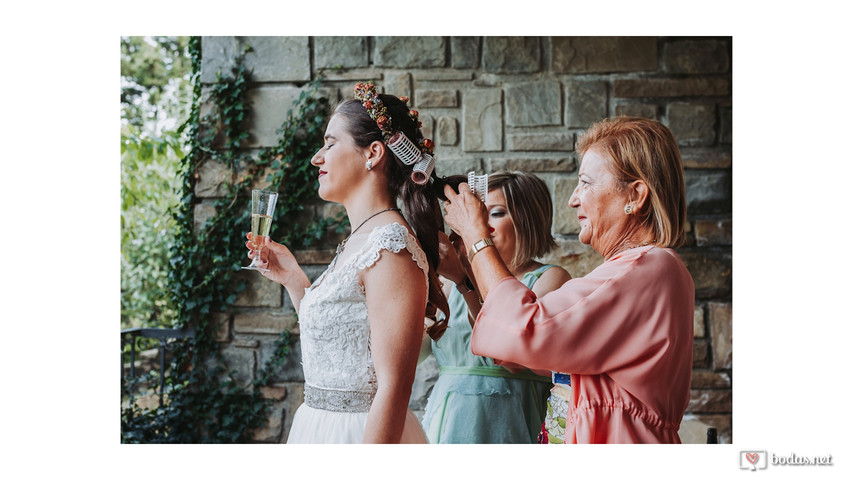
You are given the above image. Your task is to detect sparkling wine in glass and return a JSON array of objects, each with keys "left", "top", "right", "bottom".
[{"left": 243, "top": 189, "right": 279, "bottom": 272}]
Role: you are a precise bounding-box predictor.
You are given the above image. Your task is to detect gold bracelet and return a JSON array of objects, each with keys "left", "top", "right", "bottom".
[{"left": 468, "top": 238, "right": 494, "bottom": 261}]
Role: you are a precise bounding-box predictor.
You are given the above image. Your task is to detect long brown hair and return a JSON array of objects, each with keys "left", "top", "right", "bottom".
[{"left": 335, "top": 95, "right": 449, "bottom": 340}]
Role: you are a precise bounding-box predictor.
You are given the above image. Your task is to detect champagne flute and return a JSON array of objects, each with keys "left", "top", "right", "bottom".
[{"left": 243, "top": 189, "right": 279, "bottom": 272}]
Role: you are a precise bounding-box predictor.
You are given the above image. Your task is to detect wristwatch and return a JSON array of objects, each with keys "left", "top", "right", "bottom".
[{"left": 468, "top": 238, "right": 494, "bottom": 260}]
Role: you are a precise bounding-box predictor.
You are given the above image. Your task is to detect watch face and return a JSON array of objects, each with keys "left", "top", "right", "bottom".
[{"left": 469, "top": 238, "right": 494, "bottom": 260}]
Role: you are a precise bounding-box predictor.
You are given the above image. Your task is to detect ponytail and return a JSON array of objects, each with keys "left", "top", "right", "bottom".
[{"left": 401, "top": 175, "right": 449, "bottom": 340}]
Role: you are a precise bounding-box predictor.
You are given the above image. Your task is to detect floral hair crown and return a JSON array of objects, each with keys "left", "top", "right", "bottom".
[{"left": 353, "top": 82, "right": 435, "bottom": 185}]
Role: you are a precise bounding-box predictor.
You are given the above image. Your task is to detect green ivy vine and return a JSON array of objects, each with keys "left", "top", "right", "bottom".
[{"left": 121, "top": 37, "right": 343, "bottom": 443}]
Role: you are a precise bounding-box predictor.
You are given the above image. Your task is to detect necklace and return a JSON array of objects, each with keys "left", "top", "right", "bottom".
[
  {"left": 611, "top": 240, "right": 655, "bottom": 257},
  {"left": 621, "top": 240, "right": 655, "bottom": 253},
  {"left": 336, "top": 207, "right": 400, "bottom": 255}
]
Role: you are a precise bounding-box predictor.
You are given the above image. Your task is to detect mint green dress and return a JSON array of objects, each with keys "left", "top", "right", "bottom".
[{"left": 421, "top": 265, "right": 555, "bottom": 443}]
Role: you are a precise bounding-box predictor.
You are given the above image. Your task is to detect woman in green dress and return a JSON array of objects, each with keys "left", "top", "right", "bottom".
[{"left": 421, "top": 171, "right": 571, "bottom": 443}]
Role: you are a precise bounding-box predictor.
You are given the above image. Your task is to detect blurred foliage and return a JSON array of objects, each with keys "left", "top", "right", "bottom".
[
  {"left": 121, "top": 36, "right": 192, "bottom": 329},
  {"left": 121, "top": 36, "right": 193, "bottom": 132},
  {"left": 120, "top": 127, "right": 182, "bottom": 328}
]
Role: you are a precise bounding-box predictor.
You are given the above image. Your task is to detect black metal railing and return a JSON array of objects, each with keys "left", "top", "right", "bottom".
[{"left": 121, "top": 327, "right": 194, "bottom": 409}]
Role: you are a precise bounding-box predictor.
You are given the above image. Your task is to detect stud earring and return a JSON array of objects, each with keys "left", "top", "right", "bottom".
[
  {"left": 624, "top": 203, "right": 633, "bottom": 215},
  {"left": 366, "top": 160, "right": 373, "bottom": 171}
]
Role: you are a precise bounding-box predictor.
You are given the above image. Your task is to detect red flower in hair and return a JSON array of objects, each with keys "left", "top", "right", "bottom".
[
  {"left": 399, "top": 96, "right": 409, "bottom": 103},
  {"left": 376, "top": 115, "right": 388, "bottom": 127},
  {"left": 423, "top": 138, "right": 434, "bottom": 150}
]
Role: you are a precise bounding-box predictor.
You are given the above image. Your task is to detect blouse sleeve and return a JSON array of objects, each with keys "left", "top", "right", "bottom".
[{"left": 470, "top": 249, "right": 694, "bottom": 377}]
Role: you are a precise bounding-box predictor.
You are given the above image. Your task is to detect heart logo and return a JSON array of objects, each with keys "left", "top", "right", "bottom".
[{"left": 745, "top": 453, "right": 759, "bottom": 464}]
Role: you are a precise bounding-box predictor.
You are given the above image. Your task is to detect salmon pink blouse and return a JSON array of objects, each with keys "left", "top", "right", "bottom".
[{"left": 471, "top": 245, "right": 694, "bottom": 443}]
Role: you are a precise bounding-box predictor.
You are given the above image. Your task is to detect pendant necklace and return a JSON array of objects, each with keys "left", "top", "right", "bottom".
[{"left": 336, "top": 207, "right": 400, "bottom": 255}]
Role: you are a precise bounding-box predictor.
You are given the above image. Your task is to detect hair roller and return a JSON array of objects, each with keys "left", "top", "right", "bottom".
[
  {"left": 411, "top": 154, "right": 435, "bottom": 185},
  {"left": 387, "top": 131, "right": 422, "bottom": 166}
]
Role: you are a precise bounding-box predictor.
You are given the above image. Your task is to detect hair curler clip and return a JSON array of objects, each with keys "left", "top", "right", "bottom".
[
  {"left": 467, "top": 171, "right": 488, "bottom": 203},
  {"left": 387, "top": 131, "right": 422, "bottom": 166},
  {"left": 411, "top": 154, "right": 435, "bottom": 185}
]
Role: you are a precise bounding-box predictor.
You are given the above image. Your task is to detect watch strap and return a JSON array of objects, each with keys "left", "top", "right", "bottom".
[{"left": 469, "top": 238, "right": 494, "bottom": 260}]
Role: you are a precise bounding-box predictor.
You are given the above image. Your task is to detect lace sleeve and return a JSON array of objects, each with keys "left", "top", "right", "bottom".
[{"left": 354, "top": 223, "right": 429, "bottom": 285}]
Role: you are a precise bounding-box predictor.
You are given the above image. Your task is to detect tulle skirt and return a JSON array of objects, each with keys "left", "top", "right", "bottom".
[{"left": 286, "top": 403, "right": 429, "bottom": 444}]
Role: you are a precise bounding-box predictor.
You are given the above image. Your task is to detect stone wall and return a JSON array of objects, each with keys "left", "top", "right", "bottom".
[{"left": 196, "top": 36, "right": 732, "bottom": 443}]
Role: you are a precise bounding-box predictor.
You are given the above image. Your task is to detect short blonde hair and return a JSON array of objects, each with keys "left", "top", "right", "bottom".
[
  {"left": 488, "top": 171, "right": 557, "bottom": 269},
  {"left": 576, "top": 117, "right": 687, "bottom": 248}
]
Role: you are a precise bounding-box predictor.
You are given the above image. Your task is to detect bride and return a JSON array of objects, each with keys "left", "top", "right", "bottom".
[{"left": 245, "top": 83, "right": 448, "bottom": 443}]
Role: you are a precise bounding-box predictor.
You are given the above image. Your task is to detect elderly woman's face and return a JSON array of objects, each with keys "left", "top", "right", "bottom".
[{"left": 569, "top": 148, "right": 632, "bottom": 254}]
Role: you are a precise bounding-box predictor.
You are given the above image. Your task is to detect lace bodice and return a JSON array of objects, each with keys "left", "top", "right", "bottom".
[{"left": 297, "top": 222, "right": 429, "bottom": 405}]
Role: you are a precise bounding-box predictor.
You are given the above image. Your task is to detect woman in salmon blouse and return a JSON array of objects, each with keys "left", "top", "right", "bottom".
[{"left": 441, "top": 116, "right": 694, "bottom": 443}]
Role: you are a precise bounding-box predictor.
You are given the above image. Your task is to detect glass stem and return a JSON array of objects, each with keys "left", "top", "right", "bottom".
[{"left": 253, "top": 245, "right": 263, "bottom": 267}]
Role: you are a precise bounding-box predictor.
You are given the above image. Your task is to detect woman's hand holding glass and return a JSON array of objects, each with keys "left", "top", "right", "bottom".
[
  {"left": 244, "top": 233, "right": 302, "bottom": 287},
  {"left": 243, "top": 189, "right": 279, "bottom": 272}
]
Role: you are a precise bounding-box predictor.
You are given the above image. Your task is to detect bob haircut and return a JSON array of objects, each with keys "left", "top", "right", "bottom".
[
  {"left": 576, "top": 116, "right": 687, "bottom": 248},
  {"left": 488, "top": 171, "right": 558, "bottom": 269}
]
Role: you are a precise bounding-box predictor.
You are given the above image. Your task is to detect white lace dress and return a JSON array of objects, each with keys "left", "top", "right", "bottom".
[{"left": 286, "top": 222, "right": 430, "bottom": 443}]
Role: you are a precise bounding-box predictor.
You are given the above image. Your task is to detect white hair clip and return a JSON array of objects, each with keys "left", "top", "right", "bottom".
[
  {"left": 411, "top": 154, "right": 435, "bottom": 185},
  {"left": 468, "top": 171, "right": 488, "bottom": 203},
  {"left": 387, "top": 131, "right": 422, "bottom": 166}
]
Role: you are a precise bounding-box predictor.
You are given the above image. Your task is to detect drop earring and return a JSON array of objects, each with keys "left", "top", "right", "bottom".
[{"left": 366, "top": 160, "right": 373, "bottom": 171}]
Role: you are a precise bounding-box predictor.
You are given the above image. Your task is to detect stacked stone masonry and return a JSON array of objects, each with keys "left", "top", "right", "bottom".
[{"left": 197, "top": 36, "right": 733, "bottom": 444}]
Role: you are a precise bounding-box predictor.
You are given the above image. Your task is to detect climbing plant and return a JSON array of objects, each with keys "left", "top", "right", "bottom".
[{"left": 121, "top": 37, "right": 343, "bottom": 443}]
